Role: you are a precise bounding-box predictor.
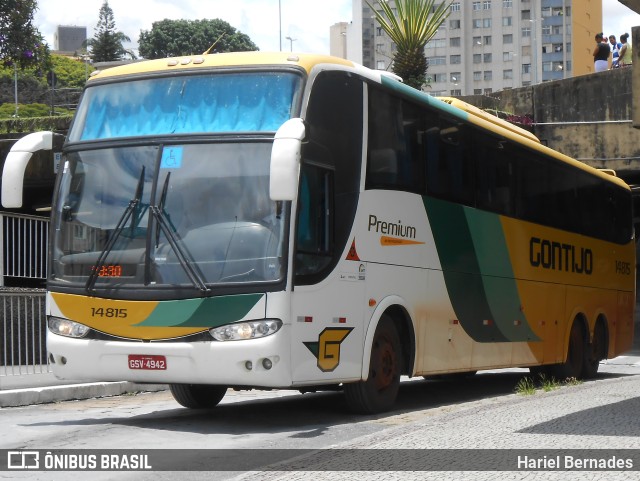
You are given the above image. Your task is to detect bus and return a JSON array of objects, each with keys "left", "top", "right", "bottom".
[{"left": 2, "top": 52, "right": 635, "bottom": 414}]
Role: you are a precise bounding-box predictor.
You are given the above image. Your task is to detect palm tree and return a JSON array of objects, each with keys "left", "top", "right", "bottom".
[{"left": 368, "top": 0, "right": 452, "bottom": 90}]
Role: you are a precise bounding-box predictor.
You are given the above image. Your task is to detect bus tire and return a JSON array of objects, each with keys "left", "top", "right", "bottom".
[
  {"left": 550, "top": 321, "right": 585, "bottom": 380},
  {"left": 169, "top": 384, "right": 227, "bottom": 409},
  {"left": 344, "top": 315, "right": 401, "bottom": 414},
  {"left": 583, "top": 320, "right": 607, "bottom": 379}
]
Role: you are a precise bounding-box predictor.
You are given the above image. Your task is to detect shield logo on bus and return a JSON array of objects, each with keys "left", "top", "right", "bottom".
[{"left": 304, "top": 327, "right": 353, "bottom": 372}]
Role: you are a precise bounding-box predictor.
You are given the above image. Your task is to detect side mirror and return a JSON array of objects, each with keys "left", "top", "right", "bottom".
[
  {"left": 1, "top": 131, "right": 60, "bottom": 208},
  {"left": 270, "top": 118, "right": 306, "bottom": 201}
]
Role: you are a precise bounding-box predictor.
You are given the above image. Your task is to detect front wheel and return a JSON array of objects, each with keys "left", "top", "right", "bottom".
[
  {"left": 344, "top": 315, "right": 401, "bottom": 414},
  {"left": 169, "top": 384, "right": 227, "bottom": 409}
]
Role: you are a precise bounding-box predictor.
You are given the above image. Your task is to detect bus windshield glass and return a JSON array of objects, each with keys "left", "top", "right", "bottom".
[
  {"left": 68, "top": 71, "right": 302, "bottom": 141},
  {"left": 51, "top": 142, "right": 286, "bottom": 293}
]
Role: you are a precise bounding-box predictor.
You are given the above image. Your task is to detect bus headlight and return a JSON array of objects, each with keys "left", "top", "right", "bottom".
[
  {"left": 47, "top": 316, "right": 90, "bottom": 338},
  {"left": 209, "top": 319, "right": 282, "bottom": 341}
]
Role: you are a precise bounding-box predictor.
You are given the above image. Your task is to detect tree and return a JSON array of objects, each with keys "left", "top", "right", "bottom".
[
  {"left": 87, "top": 1, "right": 136, "bottom": 62},
  {"left": 0, "top": 0, "right": 50, "bottom": 71},
  {"left": 368, "top": 0, "right": 451, "bottom": 90},
  {"left": 138, "top": 19, "right": 258, "bottom": 59}
]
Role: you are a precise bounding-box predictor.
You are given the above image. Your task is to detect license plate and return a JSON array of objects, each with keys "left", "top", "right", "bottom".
[{"left": 128, "top": 354, "right": 167, "bottom": 370}]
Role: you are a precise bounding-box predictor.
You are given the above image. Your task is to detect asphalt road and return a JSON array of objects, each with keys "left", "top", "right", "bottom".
[{"left": 1, "top": 349, "right": 640, "bottom": 481}]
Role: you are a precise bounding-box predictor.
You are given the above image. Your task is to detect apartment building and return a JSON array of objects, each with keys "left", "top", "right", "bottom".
[{"left": 342, "top": 0, "right": 602, "bottom": 96}]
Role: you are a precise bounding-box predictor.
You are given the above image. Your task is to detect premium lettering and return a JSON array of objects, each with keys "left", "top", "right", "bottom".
[
  {"left": 368, "top": 215, "right": 416, "bottom": 239},
  {"left": 529, "top": 237, "right": 593, "bottom": 274}
]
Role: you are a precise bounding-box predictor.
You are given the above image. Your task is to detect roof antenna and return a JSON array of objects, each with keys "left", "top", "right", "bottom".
[{"left": 203, "top": 33, "right": 225, "bottom": 55}]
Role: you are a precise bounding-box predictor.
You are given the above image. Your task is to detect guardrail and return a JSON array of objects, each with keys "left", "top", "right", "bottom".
[
  {"left": 0, "top": 288, "right": 48, "bottom": 376},
  {"left": 0, "top": 211, "right": 50, "bottom": 377},
  {"left": 1, "top": 212, "right": 48, "bottom": 283}
]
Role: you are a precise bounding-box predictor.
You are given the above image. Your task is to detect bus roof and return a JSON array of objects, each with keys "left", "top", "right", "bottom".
[
  {"left": 88, "top": 52, "right": 357, "bottom": 81},
  {"left": 438, "top": 97, "right": 541, "bottom": 144}
]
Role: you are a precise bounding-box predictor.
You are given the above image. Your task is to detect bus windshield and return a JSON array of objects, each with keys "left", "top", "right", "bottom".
[
  {"left": 68, "top": 71, "right": 302, "bottom": 141},
  {"left": 51, "top": 142, "right": 286, "bottom": 294}
]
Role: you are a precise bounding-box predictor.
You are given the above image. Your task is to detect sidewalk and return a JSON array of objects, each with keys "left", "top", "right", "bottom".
[{"left": 0, "top": 369, "right": 166, "bottom": 408}]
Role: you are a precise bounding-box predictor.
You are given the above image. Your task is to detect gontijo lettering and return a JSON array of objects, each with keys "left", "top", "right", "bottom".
[
  {"left": 368, "top": 214, "right": 416, "bottom": 239},
  {"left": 529, "top": 237, "right": 593, "bottom": 274}
]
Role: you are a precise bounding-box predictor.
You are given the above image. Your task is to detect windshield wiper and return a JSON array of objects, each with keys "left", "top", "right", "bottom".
[
  {"left": 151, "top": 204, "right": 210, "bottom": 293},
  {"left": 85, "top": 167, "right": 146, "bottom": 293}
]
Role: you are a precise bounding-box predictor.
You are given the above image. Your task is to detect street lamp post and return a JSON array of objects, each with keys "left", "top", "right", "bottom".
[
  {"left": 279, "top": 0, "right": 282, "bottom": 51},
  {"left": 285, "top": 36, "right": 296, "bottom": 52}
]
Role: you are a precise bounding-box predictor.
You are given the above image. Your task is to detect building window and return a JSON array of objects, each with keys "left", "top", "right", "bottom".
[
  {"left": 542, "top": 61, "right": 552, "bottom": 72},
  {"left": 450, "top": 19, "right": 461, "bottom": 29},
  {"left": 553, "top": 25, "right": 563, "bottom": 35},
  {"left": 428, "top": 56, "right": 446, "bottom": 65},
  {"left": 473, "top": 19, "right": 482, "bottom": 28},
  {"left": 484, "top": 36, "right": 492, "bottom": 45},
  {"left": 483, "top": 18, "right": 492, "bottom": 28},
  {"left": 542, "top": 25, "right": 551, "bottom": 35},
  {"left": 450, "top": 54, "right": 462, "bottom": 64},
  {"left": 473, "top": 1, "right": 482, "bottom": 10},
  {"left": 503, "top": 51, "right": 513, "bottom": 61},
  {"left": 450, "top": 2, "right": 461, "bottom": 11},
  {"left": 484, "top": 88, "right": 493, "bottom": 94},
  {"left": 522, "top": 27, "right": 531, "bottom": 37},
  {"left": 433, "top": 73, "right": 446, "bottom": 83},
  {"left": 474, "top": 89, "right": 483, "bottom": 95},
  {"left": 503, "top": 0, "right": 512, "bottom": 7},
  {"left": 483, "top": 1, "right": 491, "bottom": 10},
  {"left": 484, "top": 53, "right": 492, "bottom": 63},
  {"left": 541, "top": 7, "right": 551, "bottom": 17},
  {"left": 503, "top": 69, "right": 513, "bottom": 79},
  {"left": 521, "top": 10, "right": 531, "bottom": 20},
  {"left": 522, "top": 63, "right": 531, "bottom": 74},
  {"left": 376, "top": 60, "right": 386, "bottom": 69},
  {"left": 450, "top": 37, "right": 461, "bottom": 47},
  {"left": 376, "top": 27, "right": 383, "bottom": 36},
  {"left": 484, "top": 70, "right": 493, "bottom": 80},
  {"left": 451, "top": 72, "right": 461, "bottom": 83},
  {"left": 451, "top": 89, "right": 462, "bottom": 96},
  {"left": 427, "top": 38, "right": 446, "bottom": 48},
  {"left": 474, "top": 71, "right": 482, "bottom": 80},
  {"left": 503, "top": 16, "right": 512, "bottom": 26},
  {"left": 503, "top": 34, "right": 513, "bottom": 44},
  {"left": 473, "top": 54, "right": 482, "bottom": 63}
]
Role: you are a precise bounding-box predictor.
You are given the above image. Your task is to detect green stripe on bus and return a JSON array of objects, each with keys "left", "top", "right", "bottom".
[
  {"left": 135, "top": 294, "right": 264, "bottom": 328},
  {"left": 424, "top": 197, "right": 508, "bottom": 342},
  {"left": 464, "top": 208, "right": 540, "bottom": 342}
]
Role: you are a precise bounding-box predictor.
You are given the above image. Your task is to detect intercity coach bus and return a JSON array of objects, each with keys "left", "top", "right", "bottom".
[{"left": 2, "top": 52, "right": 635, "bottom": 413}]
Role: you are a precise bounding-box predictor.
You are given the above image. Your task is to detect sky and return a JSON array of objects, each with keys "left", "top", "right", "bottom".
[{"left": 33, "top": 0, "right": 640, "bottom": 57}]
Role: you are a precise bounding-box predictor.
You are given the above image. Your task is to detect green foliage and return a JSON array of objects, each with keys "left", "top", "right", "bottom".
[
  {"left": 0, "top": 102, "right": 72, "bottom": 118},
  {"left": 50, "top": 54, "right": 94, "bottom": 88},
  {"left": 515, "top": 376, "right": 536, "bottom": 395},
  {"left": 87, "top": 1, "right": 136, "bottom": 61},
  {"left": 368, "top": 0, "right": 452, "bottom": 89},
  {"left": 0, "top": 114, "right": 72, "bottom": 133},
  {"left": 0, "top": 0, "right": 50, "bottom": 71},
  {"left": 139, "top": 18, "right": 259, "bottom": 59}
]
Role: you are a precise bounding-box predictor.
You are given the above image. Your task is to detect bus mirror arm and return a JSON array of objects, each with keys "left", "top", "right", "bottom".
[
  {"left": 270, "top": 118, "right": 306, "bottom": 202},
  {"left": 1, "top": 131, "right": 63, "bottom": 208}
]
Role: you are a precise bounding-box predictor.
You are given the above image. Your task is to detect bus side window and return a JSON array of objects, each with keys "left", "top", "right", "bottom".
[{"left": 426, "top": 119, "right": 473, "bottom": 205}]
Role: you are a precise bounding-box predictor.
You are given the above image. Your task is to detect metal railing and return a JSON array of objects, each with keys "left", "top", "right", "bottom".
[
  {"left": 0, "top": 212, "right": 50, "bottom": 377},
  {"left": 1, "top": 212, "right": 49, "bottom": 283},
  {"left": 1, "top": 289, "right": 48, "bottom": 376}
]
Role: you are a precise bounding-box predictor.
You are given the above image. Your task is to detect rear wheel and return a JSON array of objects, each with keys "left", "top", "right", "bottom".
[
  {"left": 583, "top": 321, "right": 607, "bottom": 379},
  {"left": 169, "top": 384, "right": 227, "bottom": 409},
  {"left": 344, "top": 315, "right": 401, "bottom": 414},
  {"left": 549, "top": 321, "right": 585, "bottom": 380}
]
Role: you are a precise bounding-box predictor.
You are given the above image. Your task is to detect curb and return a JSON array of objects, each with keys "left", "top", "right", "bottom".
[{"left": 0, "top": 382, "right": 167, "bottom": 408}]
